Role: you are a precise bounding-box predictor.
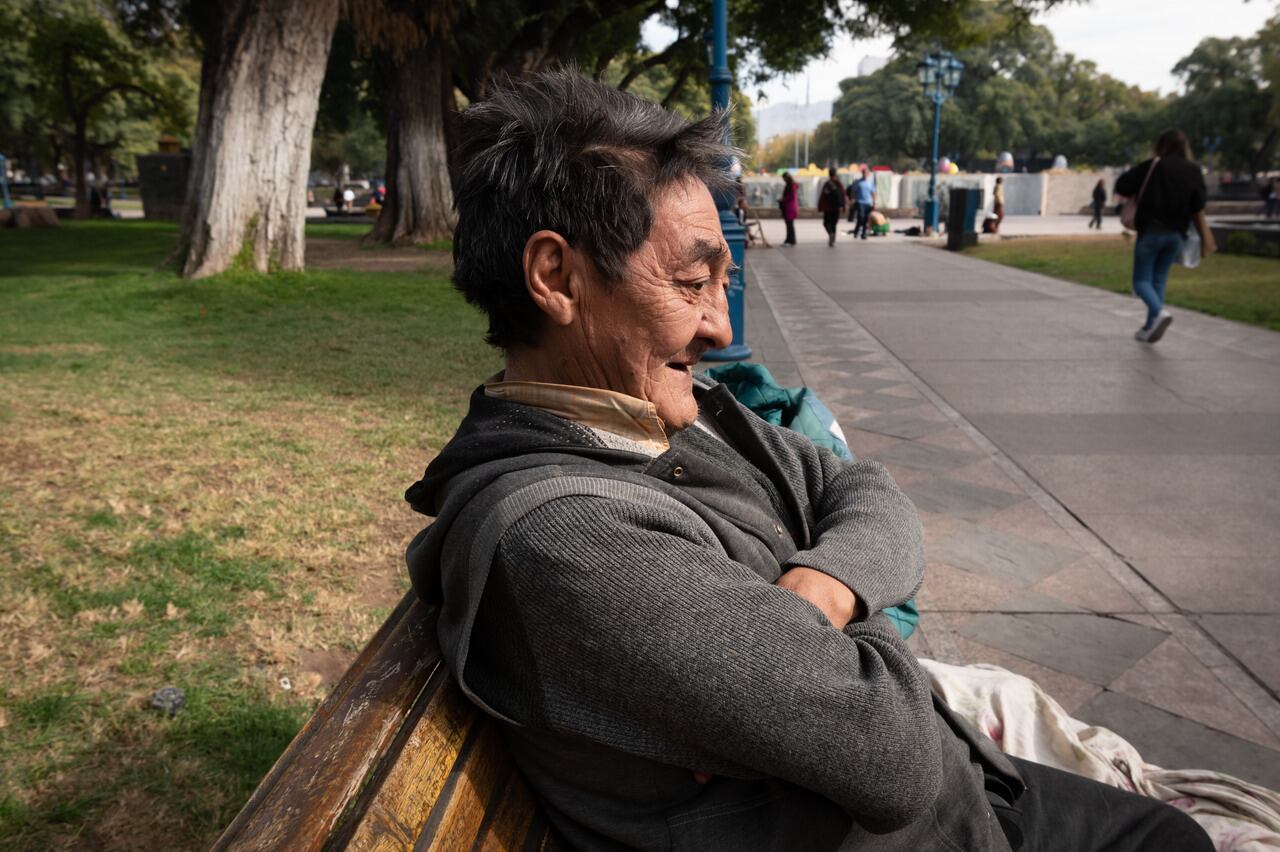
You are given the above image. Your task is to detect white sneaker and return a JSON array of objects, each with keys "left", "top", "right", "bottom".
[
  {"left": 1147, "top": 310, "right": 1173, "bottom": 343},
  {"left": 1135, "top": 327, "right": 1152, "bottom": 342}
]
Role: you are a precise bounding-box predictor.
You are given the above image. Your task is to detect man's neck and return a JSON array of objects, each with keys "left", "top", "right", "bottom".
[{"left": 504, "top": 338, "right": 607, "bottom": 392}]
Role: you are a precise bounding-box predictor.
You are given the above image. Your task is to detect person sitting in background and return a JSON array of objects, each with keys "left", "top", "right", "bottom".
[{"left": 868, "top": 208, "right": 889, "bottom": 236}]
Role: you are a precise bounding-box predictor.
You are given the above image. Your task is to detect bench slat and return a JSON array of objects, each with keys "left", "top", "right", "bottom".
[
  {"left": 415, "top": 720, "right": 510, "bottom": 849},
  {"left": 214, "top": 592, "right": 440, "bottom": 851},
  {"left": 341, "top": 666, "right": 480, "bottom": 849},
  {"left": 472, "top": 768, "right": 541, "bottom": 851}
]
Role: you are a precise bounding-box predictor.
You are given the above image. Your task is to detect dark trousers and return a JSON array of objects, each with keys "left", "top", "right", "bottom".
[
  {"left": 996, "top": 756, "right": 1213, "bottom": 852},
  {"left": 1090, "top": 204, "right": 1103, "bottom": 228},
  {"left": 783, "top": 217, "right": 796, "bottom": 245},
  {"left": 854, "top": 202, "right": 872, "bottom": 237},
  {"left": 822, "top": 211, "right": 840, "bottom": 242}
]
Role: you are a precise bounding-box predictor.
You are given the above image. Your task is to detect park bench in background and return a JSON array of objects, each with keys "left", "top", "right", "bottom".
[{"left": 214, "top": 591, "right": 562, "bottom": 851}]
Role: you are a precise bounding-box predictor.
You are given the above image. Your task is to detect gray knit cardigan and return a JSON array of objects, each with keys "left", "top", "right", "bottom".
[{"left": 405, "top": 378, "right": 1017, "bottom": 851}]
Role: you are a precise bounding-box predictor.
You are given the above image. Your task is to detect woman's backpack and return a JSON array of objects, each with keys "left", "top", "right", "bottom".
[{"left": 819, "top": 180, "right": 842, "bottom": 213}]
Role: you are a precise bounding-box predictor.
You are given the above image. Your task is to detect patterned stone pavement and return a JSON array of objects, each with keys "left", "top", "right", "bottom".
[{"left": 726, "top": 236, "right": 1280, "bottom": 789}]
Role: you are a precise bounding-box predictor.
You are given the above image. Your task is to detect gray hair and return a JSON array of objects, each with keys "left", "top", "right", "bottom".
[{"left": 452, "top": 69, "right": 739, "bottom": 349}]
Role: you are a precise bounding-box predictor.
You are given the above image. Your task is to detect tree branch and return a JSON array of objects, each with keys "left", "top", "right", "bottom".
[
  {"left": 661, "top": 64, "right": 692, "bottom": 107},
  {"left": 619, "top": 34, "right": 694, "bottom": 92},
  {"left": 82, "top": 82, "right": 158, "bottom": 117}
]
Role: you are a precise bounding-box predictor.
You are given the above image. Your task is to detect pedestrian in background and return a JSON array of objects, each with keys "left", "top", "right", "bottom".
[
  {"left": 779, "top": 172, "right": 798, "bottom": 246},
  {"left": 851, "top": 168, "right": 876, "bottom": 240},
  {"left": 1089, "top": 179, "right": 1106, "bottom": 229},
  {"left": 1265, "top": 177, "right": 1279, "bottom": 219},
  {"left": 817, "top": 167, "right": 846, "bottom": 247},
  {"left": 1114, "top": 129, "right": 1206, "bottom": 344},
  {"left": 991, "top": 177, "right": 1005, "bottom": 233}
]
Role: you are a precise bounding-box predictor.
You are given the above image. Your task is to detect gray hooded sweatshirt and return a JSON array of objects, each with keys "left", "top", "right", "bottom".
[{"left": 405, "top": 378, "right": 1020, "bottom": 851}]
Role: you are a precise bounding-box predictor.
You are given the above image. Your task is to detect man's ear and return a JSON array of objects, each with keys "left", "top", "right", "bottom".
[{"left": 522, "top": 230, "right": 577, "bottom": 327}]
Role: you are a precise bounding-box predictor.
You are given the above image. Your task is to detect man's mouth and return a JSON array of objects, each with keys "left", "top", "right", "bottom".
[{"left": 666, "top": 362, "right": 693, "bottom": 374}]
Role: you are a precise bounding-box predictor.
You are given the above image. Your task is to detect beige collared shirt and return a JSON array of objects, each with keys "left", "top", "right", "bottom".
[{"left": 484, "top": 375, "right": 670, "bottom": 454}]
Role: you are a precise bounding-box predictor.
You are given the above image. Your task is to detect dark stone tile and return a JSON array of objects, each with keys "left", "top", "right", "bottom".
[
  {"left": 806, "top": 361, "right": 887, "bottom": 381},
  {"left": 1197, "top": 615, "right": 1280, "bottom": 694},
  {"left": 992, "top": 591, "right": 1087, "bottom": 613},
  {"left": 904, "top": 477, "right": 1026, "bottom": 522},
  {"left": 843, "top": 393, "right": 920, "bottom": 413},
  {"left": 1078, "top": 691, "right": 1280, "bottom": 790},
  {"left": 954, "top": 613, "right": 1168, "bottom": 684},
  {"left": 871, "top": 441, "right": 981, "bottom": 474},
  {"left": 831, "top": 289, "right": 1053, "bottom": 303},
  {"left": 929, "top": 526, "right": 1081, "bottom": 587},
  {"left": 852, "top": 413, "right": 949, "bottom": 440},
  {"left": 826, "top": 376, "right": 901, "bottom": 395},
  {"left": 1129, "top": 557, "right": 1280, "bottom": 614}
]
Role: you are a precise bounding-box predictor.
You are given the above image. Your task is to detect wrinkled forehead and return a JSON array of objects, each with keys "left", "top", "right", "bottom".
[{"left": 645, "top": 177, "right": 728, "bottom": 264}]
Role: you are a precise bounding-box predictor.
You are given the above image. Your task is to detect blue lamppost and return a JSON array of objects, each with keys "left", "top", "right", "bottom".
[
  {"left": 0, "top": 154, "right": 11, "bottom": 210},
  {"left": 701, "top": 0, "right": 751, "bottom": 361},
  {"left": 916, "top": 51, "right": 963, "bottom": 235}
]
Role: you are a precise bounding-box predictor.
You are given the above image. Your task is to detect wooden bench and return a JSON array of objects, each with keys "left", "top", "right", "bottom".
[{"left": 214, "top": 591, "right": 563, "bottom": 851}]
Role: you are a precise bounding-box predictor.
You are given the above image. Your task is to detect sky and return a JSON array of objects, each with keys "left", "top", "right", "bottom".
[{"left": 643, "top": 0, "right": 1276, "bottom": 108}]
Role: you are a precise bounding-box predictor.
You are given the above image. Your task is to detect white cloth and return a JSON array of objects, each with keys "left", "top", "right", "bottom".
[{"left": 921, "top": 660, "right": 1280, "bottom": 851}]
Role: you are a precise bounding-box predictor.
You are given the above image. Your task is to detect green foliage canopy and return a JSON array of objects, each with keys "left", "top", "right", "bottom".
[{"left": 825, "top": 6, "right": 1168, "bottom": 169}]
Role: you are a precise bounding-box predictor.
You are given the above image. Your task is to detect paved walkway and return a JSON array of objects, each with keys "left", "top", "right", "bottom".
[{"left": 733, "top": 223, "right": 1280, "bottom": 789}]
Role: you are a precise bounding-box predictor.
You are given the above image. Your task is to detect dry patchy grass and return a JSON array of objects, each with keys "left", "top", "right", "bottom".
[{"left": 0, "top": 220, "right": 498, "bottom": 848}]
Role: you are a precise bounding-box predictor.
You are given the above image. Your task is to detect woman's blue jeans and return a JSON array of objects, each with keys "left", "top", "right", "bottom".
[{"left": 1132, "top": 230, "right": 1182, "bottom": 329}]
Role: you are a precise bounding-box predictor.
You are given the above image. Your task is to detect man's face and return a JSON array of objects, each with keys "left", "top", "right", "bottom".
[{"left": 574, "top": 177, "right": 733, "bottom": 430}]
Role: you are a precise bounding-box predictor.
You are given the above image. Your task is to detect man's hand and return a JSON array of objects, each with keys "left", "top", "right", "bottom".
[{"left": 776, "top": 566, "right": 859, "bottom": 630}]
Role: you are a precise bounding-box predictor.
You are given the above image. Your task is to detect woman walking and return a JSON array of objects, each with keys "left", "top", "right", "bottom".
[
  {"left": 1089, "top": 179, "right": 1106, "bottom": 229},
  {"left": 1114, "top": 129, "right": 1206, "bottom": 343},
  {"left": 780, "top": 172, "right": 799, "bottom": 246}
]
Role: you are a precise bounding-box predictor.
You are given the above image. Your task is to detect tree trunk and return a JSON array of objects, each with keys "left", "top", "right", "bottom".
[
  {"left": 180, "top": 0, "right": 340, "bottom": 279},
  {"left": 364, "top": 39, "right": 455, "bottom": 247}
]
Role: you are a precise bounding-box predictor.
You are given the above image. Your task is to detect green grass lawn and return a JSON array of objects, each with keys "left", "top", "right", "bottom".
[
  {"left": 0, "top": 220, "right": 497, "bottom": 850},
  {"left": 303, "top": 220, "right": 452, "bottom": 251},
  {"left": 964, "top": 237, "right": 1280, "bottom": 331}
]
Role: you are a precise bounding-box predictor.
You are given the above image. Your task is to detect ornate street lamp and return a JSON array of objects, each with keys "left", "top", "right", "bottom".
[
  {"left": 700, "top": 0, "right": 751, "bottom": 361},
  {"left": 916, "top": 51, "right": 964, "bottom": 235}
]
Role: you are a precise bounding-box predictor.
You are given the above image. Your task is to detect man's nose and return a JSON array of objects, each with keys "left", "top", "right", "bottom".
[{"left": 702, "top": 283, "right": 733, "bottom": 350}]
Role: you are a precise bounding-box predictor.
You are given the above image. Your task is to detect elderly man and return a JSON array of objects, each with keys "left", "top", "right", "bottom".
[{"left": 405, "top": 71, "right": 1210, "bottom": 852}]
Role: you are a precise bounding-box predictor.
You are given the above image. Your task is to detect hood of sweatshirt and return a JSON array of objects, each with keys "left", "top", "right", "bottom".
[{"left": 403, "top": 385, "right": 656, "bottom": 605}]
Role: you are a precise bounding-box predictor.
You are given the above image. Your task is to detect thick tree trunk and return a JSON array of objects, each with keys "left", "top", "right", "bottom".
[
  {"left": 364, "top": 40, "right": 455, "bottom": 247},
  {"left": 180, "top": 0, "right": 340, "bottom": 279}
]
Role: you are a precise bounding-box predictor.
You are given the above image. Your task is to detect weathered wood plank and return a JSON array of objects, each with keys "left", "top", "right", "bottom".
[
  {"left": 341, "top": 672, "right": 480, "bottom": 851},
  {"left": 473, "top": 768, "right": 539, "bottom": 851},
  {"left": 416, "top": 721, "right": 511, "bottom": 850},
  {"left": 213, "top": 591, "right": 440, "bottom": 851}
]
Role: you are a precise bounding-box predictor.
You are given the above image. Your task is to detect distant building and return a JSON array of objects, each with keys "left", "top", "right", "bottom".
[
  {"left": 857, "top": 55, "right": 890, "bottom": 76},
  {"left": 756, "top": 100, "right": 833, "bottom": 143}
]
